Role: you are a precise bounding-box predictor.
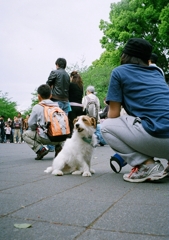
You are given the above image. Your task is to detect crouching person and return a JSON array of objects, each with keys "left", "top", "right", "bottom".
[
  {"left": 23, "top": 84, "right": 63, "bottom": 160},
  {"left": 101, "top": 38, "right": 169, "bottom": 182}
]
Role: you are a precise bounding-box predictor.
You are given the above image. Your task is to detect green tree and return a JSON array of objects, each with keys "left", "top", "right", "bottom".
[
  {"left": 22, "top": 89, "right": 38, "bottom": 118},
  {"left": 81, "top": 65, "right": 113, "bottom": 107},
  {"left": 99, "top": 0, "right": 169, "bottom": 73},
  {"left": 66, "top": 57, "right": 88, "bottom": 74},
  {"left": 0, "top": 91, "right": 18, "bottom": 120}
]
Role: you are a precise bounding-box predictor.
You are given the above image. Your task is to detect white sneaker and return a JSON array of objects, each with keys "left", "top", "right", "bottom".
[{"left": 123, "top": 161, "right": 167, "bottom": 183}]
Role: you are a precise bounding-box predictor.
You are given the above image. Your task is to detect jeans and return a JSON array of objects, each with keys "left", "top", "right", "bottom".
[
  {"left": 52, "top": 100, "right": 70, "bottom": 115},
  {"left": 95, "top": 124, "right": 107, "bottom": 145}
]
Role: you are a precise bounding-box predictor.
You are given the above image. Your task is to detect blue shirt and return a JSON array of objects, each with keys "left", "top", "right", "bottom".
[{"left": 106, "top": 64, "right": 169, "bottom": 138}]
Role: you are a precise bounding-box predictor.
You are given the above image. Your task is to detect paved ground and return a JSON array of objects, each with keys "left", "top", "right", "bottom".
[{"left": 0, "top": 143, "right": 169, "bottom": 240}]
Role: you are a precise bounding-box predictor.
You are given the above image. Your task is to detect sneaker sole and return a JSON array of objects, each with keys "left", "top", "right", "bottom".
[{"left": 123, "top": 172, "right": 168, "bottom": 183}]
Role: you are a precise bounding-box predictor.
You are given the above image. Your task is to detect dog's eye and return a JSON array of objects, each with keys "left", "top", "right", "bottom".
[{"left": 82, "top": 117, "right": 87, "bottom": 121}]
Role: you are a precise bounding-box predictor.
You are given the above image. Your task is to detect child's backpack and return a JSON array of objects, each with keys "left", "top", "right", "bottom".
[
  {"left": 39, "top": 103, "right": 70, "bottom": 142},
  {"left": 86, "top": 96, "right": 98, "bottom": 121}
]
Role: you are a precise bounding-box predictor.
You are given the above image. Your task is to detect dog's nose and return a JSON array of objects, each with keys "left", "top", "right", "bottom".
[{"left": 75, "top": 123, "right": 79, "bottom": 128}]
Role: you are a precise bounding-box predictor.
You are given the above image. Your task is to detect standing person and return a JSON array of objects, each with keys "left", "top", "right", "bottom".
[
  {"left": 23, "top": 115, "right": 30, "bottom": 132},
  {"left": 17, "top": 112, "right": 24, "bottom": 143},
  {"left": 149, "top": 53, "right": 165, "bottom": 76},
  {"left": 4, "top": 123, "right": 11, "bottom": 143},
  {"left": 99, "top": 98, "right": 109, "bottom": 120},
  {"left": 68, "top": 71, "right": 84, "bottom": 135},
  {"left": 23, "top": 84, "right": 64, "bottom": 160},
  {"left": 11, "top": 116, "right": 16, "bottom": 143},
  {"left": 82, "top": 86, "right": 100, "bottom": 122},
  {"left": 46, "top": 58, "right": 70, "bottom": 154},
  {"left": 46, "top": 58, "right": 70, "bottom": 115},
  {"left": 13, "top": 117, "right": 22, "bottom": 143},
  {"left": 95, "top": 98, "right": 109, "bottom": 147},
  {"left": 101, "top": 38, "right": 169, "bottom": 183},
  {"left": 0, "top": 115, "right": 5, "bottom": 143},
  {"left": 7, "top": 118, "right": 13, "bottom": 142}
]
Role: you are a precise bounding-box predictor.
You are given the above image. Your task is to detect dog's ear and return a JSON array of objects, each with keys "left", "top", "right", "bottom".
[
  {"left": 90, "top": 117, "right": 97, "bottom": 128},
  {"left": 73, "top": 118, "right": 78, "bottom": 125}
]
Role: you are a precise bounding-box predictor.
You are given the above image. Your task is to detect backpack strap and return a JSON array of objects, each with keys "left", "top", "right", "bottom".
[
  {"left": 39, "top": 103, "right": 50, "bottom": 123},
  {"left": 39, "top": 103, "right": 64, "bottom": 121}
]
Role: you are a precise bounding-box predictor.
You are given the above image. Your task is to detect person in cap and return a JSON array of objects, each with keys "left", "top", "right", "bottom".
[
  {"left": 149, "top": 53, "right": 164, "bottom": 76},
  {"left": 101, "top": 38, "right": 169, "bottom": 183}
]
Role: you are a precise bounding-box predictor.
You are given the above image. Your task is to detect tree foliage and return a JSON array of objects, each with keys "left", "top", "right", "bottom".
[
  {"left": 22, "top": 90, "right": 38, "bottom": 118},
  {"left": 81, "top": 0, "right": 169, "bottom": 104},
  {"left": 98, "top": 0, "right": 169, "bottom": 73},
  {"left": 81, "top": 65, "right": 113, "bottom": 107},
  {"left": 0, "top": 91, "right": 18, "bottom": 120}
]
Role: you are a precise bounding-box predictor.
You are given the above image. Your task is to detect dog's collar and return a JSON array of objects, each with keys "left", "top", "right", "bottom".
[
  {"left": 82, "top": 136, "right": 92, "bottom": 145},
  {"left": 82, "top": 136, "right": 97, "bottom": 148}
]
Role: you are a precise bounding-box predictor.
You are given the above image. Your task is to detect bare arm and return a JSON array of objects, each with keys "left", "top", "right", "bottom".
[{"left": 108, "top": 101, "right": 121, "bottom": 118}]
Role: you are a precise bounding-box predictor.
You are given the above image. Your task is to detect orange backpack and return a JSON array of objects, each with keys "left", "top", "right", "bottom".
[{"left": 39, "top": 103, "right": 70, "bottom": 142}]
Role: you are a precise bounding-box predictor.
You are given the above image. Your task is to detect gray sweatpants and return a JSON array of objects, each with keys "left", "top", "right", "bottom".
[
  {"left": 23, "top": 130, "right": 61, "bottom": 153},
  {"left": 101, "top": 115, "right": 169, "bottom": 167}
]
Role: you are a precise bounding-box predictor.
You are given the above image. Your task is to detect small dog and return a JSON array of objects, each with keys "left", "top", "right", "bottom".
[{"left": 44, "top": 115, "right": 97, "bottom": 177}]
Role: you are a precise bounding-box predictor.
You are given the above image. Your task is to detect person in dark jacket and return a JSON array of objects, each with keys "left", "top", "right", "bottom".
[
  {"left": 0, "top": 115, "right": 5, "bottom": 143},
  {"left": 99, "top": 99, "right": 109, "bottom": 119},
  {"left": 46, "top": 58, "right": 70, "bottom": 115},
  {"left": 68, "top": 71, "right": 84, "bottom": 135}
]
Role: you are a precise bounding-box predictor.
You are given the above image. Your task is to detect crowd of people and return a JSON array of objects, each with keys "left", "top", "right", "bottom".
[
  {"left": 0, "top": 113, "right": 30, "bottom": 144},
  {"left": 1, "top": 38, "right": 169, "bottom": 183}
]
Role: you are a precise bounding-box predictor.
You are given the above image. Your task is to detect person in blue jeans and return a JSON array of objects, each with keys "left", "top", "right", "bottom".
[
  {"left": 46, "top": 58, "right": 70, "bottom": 155},
  {"left": 101, "top": 38, "right": 169, "bottom": 183},
  {"left": 95, "top": 124, "right": 107, "bottom": 146},
  {"left": 46, "top": 58, "right": 70, "bottom": 115},
  {"left": 95, "top": 99, "right": 109, "bottom": 146}
]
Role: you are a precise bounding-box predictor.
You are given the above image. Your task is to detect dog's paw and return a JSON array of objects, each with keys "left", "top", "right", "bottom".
[
  {"left": 44, "top": 167, "right": 53, "bottom": 173},
  {"left": 52, "top": 169, "right": 63, "bottom": 176},
  {"left": 72, "top": 170, "right": 83, "bottom": 175},
  {"left": 82, "top": 171, "right": 92, "bottom": 177},
  {"left": 90, "top": 168, "right": 95, "bottom": 174}
]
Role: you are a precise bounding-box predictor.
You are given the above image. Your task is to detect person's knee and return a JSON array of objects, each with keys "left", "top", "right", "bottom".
[
  {"left": 22, "top": 130, "right": 32, "bottom": 140},
  {"left": 22, "top": 131, "right": 26, "bottom": 138}
]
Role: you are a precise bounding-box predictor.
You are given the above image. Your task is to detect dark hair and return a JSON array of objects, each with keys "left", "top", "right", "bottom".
[
  {"left": 150, "top": 53, "right": 158, "bottom": 64},
  {"left": 37, "top": 84, "right": 51, "bottom": 99},
  {"left": 55, "top": 58, "right": 67, "bottom": 69},
  {"left": 120, "top": 53, "right": 148, "bottom": 66},
  {"left": 70, "top": 71, "right": 83, "bottom": 89}
]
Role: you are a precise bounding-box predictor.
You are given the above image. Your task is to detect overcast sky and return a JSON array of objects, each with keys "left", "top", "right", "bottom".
[{"left": 0, "top": 0, "right": 119, "bottom": 112}]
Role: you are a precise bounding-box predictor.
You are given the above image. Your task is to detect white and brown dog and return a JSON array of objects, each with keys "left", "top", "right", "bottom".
[{"left": 44, "top": 115, "right": 97, "bottom": 177}]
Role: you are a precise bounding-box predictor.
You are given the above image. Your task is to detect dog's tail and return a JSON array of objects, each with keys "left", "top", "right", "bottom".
[{"left": 44, "top": 166, "right": 53, "bottom": 173}]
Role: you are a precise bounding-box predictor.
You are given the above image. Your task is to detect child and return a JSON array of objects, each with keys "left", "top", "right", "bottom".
[
  {"left": 22, "top": 84, "right": 63, "bottom": 160},
  {"left": 4, "top": 124, "right": 11, "bottom": 143}
]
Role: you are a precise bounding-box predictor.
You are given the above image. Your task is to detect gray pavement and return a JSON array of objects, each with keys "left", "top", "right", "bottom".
[{"left": 0, "top": 143, "right": 169, "bottom": 240}]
